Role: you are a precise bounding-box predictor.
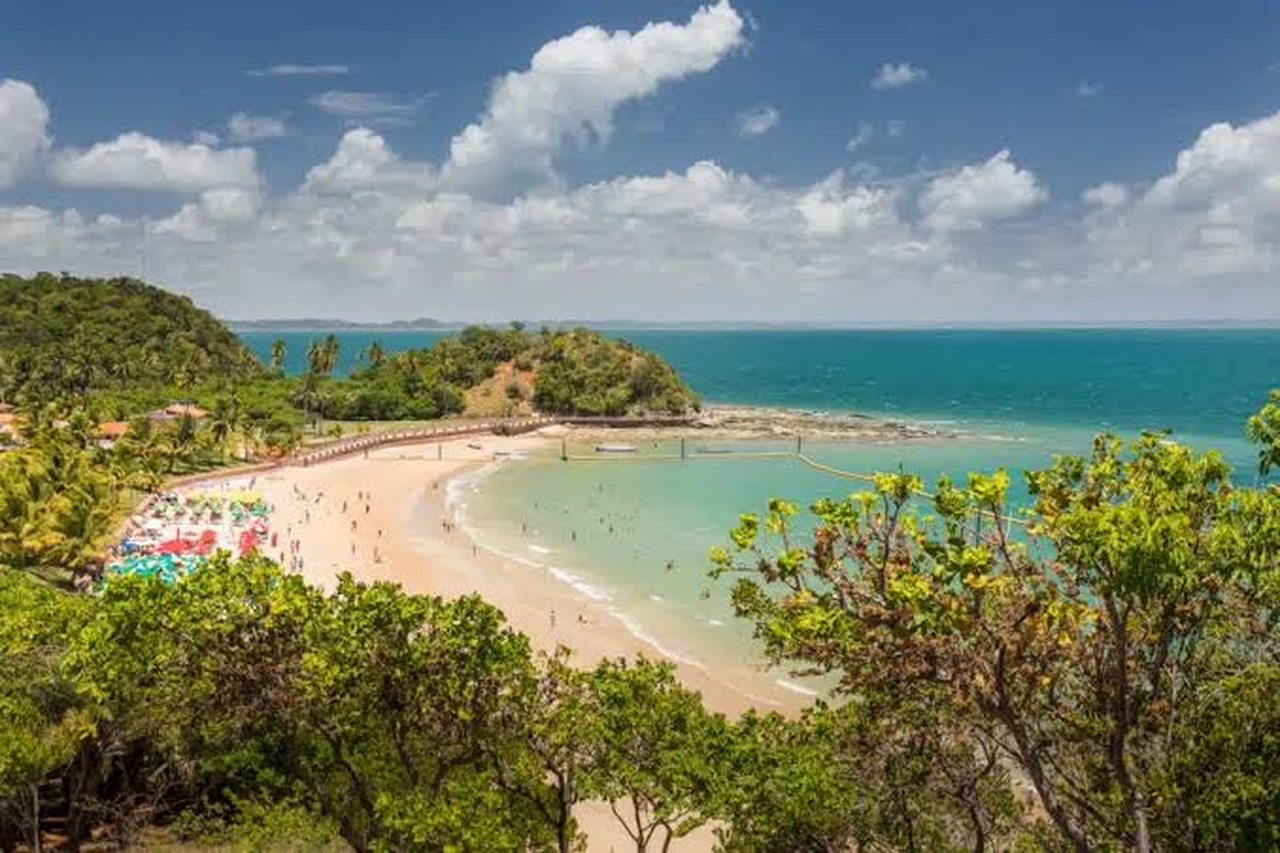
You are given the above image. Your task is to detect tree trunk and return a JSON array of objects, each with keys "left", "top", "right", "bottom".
[
  {"left": 65, "top": 739, "right": 100, "bottom": 851},
  {"left": 27, "top": 785, "right": 41, "bottom": 853},
  {"left": 557, "top": 778, "right": 574, "bottom": 853},
  {"left": 991, "top": 696, "right": 1091, "bottom": 852},
  {"left": 558, "top": 818, "right": 572, "bottom": 853}
]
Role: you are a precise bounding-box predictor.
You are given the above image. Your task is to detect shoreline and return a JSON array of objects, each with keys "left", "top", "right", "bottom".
[
  {"left": 554, "top": 403, "right": 949, "bottom": 442},
  {"left": 243, "top": 434, "right": 808, "bottom": 717}
]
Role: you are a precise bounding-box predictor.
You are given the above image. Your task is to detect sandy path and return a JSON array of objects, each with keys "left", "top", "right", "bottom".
[{"left": 218, "top": 434, "right": 807, "bottom": 850}]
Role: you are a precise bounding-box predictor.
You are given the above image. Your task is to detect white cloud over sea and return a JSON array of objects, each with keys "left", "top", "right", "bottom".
[
  {"left": 1, "top": 1, "right": 1278, "bottom": 322},
  {"left": 0, "top": 79, "right": 50, "bottom": 187}
]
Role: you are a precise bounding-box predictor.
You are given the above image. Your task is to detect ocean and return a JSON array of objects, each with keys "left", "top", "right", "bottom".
[{"left": 240, "top": 328, "right": 1280, "bottom": 684}]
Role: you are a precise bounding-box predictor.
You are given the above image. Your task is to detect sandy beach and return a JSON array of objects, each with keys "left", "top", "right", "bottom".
[
  {"left": 225, "top": 431, "right": 811, "bottom": 850},
  {"left": 248, "top": 432, "right": 804, "bottom": 715}
]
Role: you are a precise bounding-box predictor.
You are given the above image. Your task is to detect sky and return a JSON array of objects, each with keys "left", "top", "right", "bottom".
[{"left": 1, "top": 0, "right": 1278, "bottom": 322}]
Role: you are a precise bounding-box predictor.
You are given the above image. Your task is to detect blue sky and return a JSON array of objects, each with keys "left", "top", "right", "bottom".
[{"left": 1, "top": 0, "right": 1278, "bottom": 321}]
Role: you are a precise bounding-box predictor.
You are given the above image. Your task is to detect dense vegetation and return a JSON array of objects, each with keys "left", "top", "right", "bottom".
[
  {"left": 311, "top": 325, "right": 699, "bottom": 421},
  {"left": 0, "top": 405, "right": 284, "bottom": 586},
  {"left": 0, "top": 275, "right": 698, "bottom": 427},
  {"left": 0, "top": 274, "right": 260, "bottom": 401},
  {"left": 712, "top": 397, "right": 1280, "bottom": 853},
  {"left": 2, "top": 274, "right": 1274, "bottom": 849},
  {"left": 1, "top": 397, "right": 1276, "bottom": 850}
]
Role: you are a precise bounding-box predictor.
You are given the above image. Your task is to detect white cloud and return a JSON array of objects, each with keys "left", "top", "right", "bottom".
[
  {"left": 1083, "top": 182, "right": 1128, "bottom": 208},
  {"left": 440, "top": 0, "right": 744, "bottom": 195},
  {"left": 919, "top": 150, "right": 1047, "bottom": 231},
  {"left": 871, "top": 62, "right": 929, "bottom": 90},
  {"left": 302, "top": 128, "right": 435, "bottom": 194},
  {"left": 1084, "top": 111, "right": 1280, "bottom": 280},
  {"left": 846, "top": 121, "right": 873, "bottom": 152},
  {"left": 0, "top": 79, "right": 50, "bottom": 188},
  {"left": 7, "top": 13, "right": 1280, "bottom": 322},
  {"left": 794, "top": 170, "right": 900, "bottom": 237},
  {"left": 193, "top": 130, "right": 221, "bottom": 146},
  {"left": 49, "top": 133, "right": 259, "bottom": 192},
  {"left": 1076, "top": 80, "right": 1102, "bottom": 98},
  {"left": 736, "top": 105, "right": 780, "bottom": 137},
  {"left": 246, "top": 63, "right": 348, "bottom": 77},
  {"left": 309, "top": 91, "right": 428, "bottom": 120},
  {"left": 1145, "top": 114, "right": 1280, "bottom": 210},
  {"left": 154, "top": 188, "right": 260, "bottom": 242},
  {"left": 227, "top": 113, "right": 287, "bottom": 142},
  {"left": 887, "top": 120, "right": 906, "bottom": 138}
]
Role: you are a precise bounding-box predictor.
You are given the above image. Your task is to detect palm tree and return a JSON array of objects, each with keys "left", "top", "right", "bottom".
[
  {"left": 306, "top": 339, "right": 324, "bottom": 378},
  {"left": 320, "top": 334, "right": 340, "bottom": 377},
  {"left": 209, "top": 395, "right": 242, "bottom": 459},
  {"left": 270, "top": 338, "right": 287, "bottom": 375},
  {"left": 297, "top": 376, "right": 324, "bottom": 432},
  {"left": 240, "top": 419, "right": 265, "bottom": 462},
  {"left": 362, "top": 340, "right": 387, "bottom": 368}
]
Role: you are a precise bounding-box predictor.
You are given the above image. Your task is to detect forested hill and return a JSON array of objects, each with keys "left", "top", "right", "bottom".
[
  {"left": 0, "top": 273, "right": 262, "bottom": 401},
  {"left": 327, "top": 325, "right": 700, "bottom": 419},
  {"left": 0, "top": 273, "right": 698, "bottom": 421}
]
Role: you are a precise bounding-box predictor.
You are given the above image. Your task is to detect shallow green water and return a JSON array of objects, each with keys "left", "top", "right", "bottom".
[{"left": 241, "top": 328, "right": 1279, "bottom": 682}]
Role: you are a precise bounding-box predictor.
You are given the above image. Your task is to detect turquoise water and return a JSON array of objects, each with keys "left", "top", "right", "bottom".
[
  {"left": 238, "top": 329, "right": 452, "bottom": 377},
  {"left": 239, "top": 327, "right": 1279, "bottom": 445},
  {"left": 240, "top": 328, "right": 1280, "bottom": 682}
]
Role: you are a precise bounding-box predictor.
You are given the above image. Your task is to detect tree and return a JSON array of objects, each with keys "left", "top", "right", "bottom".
[
  {"left": 1247, "top": 388, "right": 1280, "bottom": 475},
  {"left": 269, "top": 338, "right": 287, "bottom": 375},
  {"left": 0, "top": 572, "right": 92, "bottom": 852},
  {"left": 712, "top": 420, "right": 1280, "bottom": 852},
  {"left": 582, "top": 658, "right": 725, "bottom": 852},
  {"left": 209, "top": 395, "right": 243, "bottom": 459},
  {"left": 306, "top": 339, "right": 323, "bottom": 379},
  {"left": 494, "top": 650, "right": 601, "bottom": 853},
  {"left": 320, "top": 334, "right": 340, "bottom": 378},
  {"left": 712, "top": 708, "right": 870, "bottom": 852},
  {"left": 1151, "top": 663, "right": 1280, "bottom": 851},
  {"left": 360, "top": 340, "right": 386, "bottom": 369}
]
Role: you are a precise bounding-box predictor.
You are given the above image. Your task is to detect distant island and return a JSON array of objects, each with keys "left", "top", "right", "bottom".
[
  {"left": 231, "top": 317, "right": 1280, "bottom": 331},
  {"left": 229, "top": 317, "right": 457, "bottom": 332}
]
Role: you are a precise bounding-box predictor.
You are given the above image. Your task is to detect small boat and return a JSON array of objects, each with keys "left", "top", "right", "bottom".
[
  {"left": 695, "top": 447, "right": 735, "bottom": 455},
  {"left": 467, "top": 442, "right": 483, "bottom": 450},
  {"left": 595, "top": 443, "right": 637, "bottom": 454}
]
